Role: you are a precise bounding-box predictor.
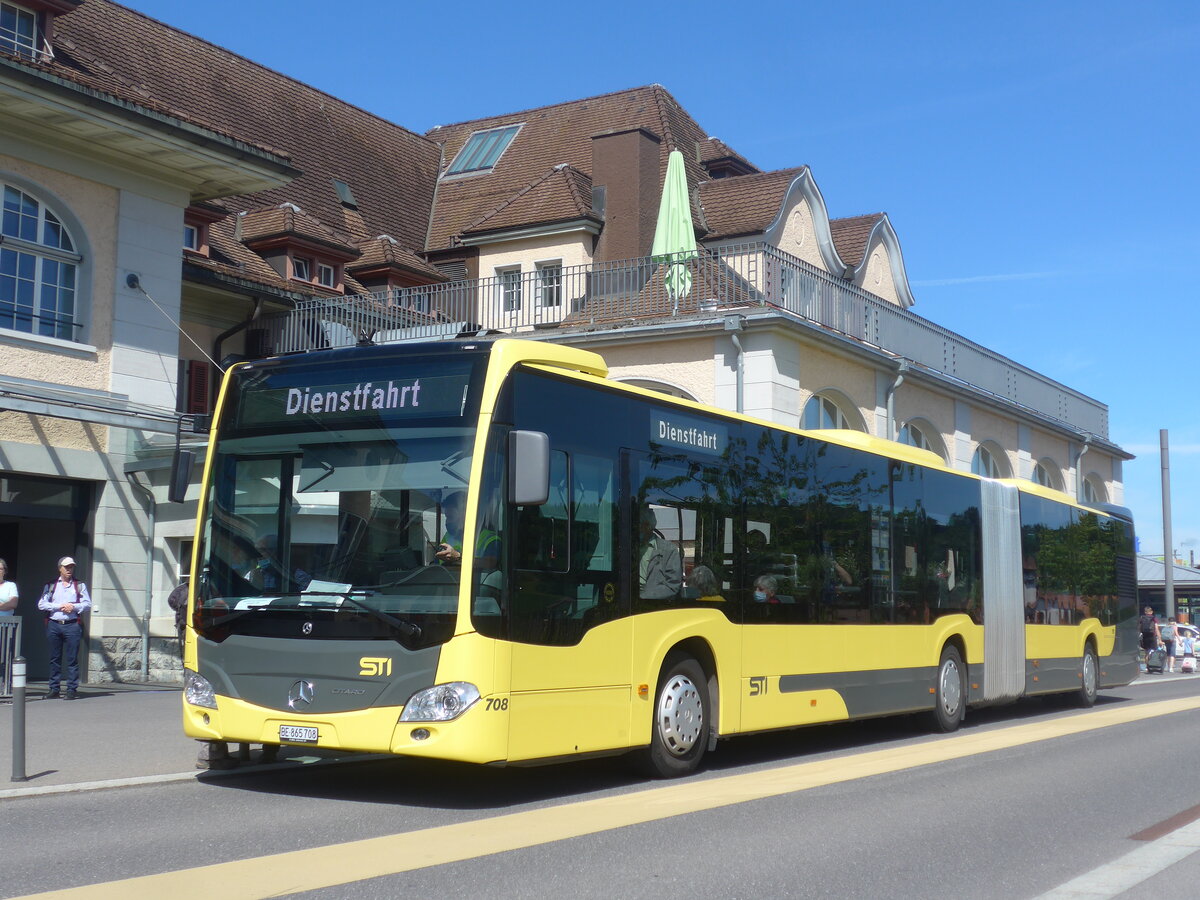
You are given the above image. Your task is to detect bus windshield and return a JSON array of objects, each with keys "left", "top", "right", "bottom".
[{"left": 194, "top": 349, "right": 490, "bottom": 650}]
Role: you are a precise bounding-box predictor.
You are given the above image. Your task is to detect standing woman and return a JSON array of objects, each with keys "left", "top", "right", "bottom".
[{"left": 0, "top": 558, "right": 16, "bottom": 615}]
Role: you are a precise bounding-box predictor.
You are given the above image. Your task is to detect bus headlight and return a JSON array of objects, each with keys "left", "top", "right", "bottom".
[
  {"left": 184, "top": 668, "right": 218, "bottom": 709},
  {"left": 399, "top": 682, "right": 480, "bottom": 722}
]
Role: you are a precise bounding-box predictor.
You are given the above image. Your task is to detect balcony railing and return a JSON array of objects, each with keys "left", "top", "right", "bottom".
[{"left": 252, "top": 242, "right": 1108, "bottom": 437}]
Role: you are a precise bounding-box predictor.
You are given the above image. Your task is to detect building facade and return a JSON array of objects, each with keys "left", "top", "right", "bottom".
[{"left": 0, "top": 0, "right": 1130, "bottom": 682}]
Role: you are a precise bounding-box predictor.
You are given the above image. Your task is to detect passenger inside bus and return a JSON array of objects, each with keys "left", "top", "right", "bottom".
[
  {"left": 688, "top": 565, "right": 725, "bottom": 603},
  {"left": 638, "top": 506, "right": 682, "bottom": 601}
]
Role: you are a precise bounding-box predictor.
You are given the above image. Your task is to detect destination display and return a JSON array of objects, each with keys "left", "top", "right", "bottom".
[
  {"left": 651, "top": 410, "right": 727, "bottom": 456},
  {"left": 232, "top": 359, "right": 476, "bottom": 430}
]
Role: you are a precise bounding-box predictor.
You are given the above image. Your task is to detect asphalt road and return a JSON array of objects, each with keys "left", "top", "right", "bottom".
[{"left": 4, "top": 676, "right": 1198, "bottom": 899}]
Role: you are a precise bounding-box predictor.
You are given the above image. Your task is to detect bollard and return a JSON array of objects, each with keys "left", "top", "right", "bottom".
[{"left": 11, "top": 656, "right": 27, "bottom": 782}]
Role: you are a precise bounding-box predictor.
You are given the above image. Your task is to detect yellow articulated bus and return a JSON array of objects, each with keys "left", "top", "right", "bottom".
[{"left": 181, "top": 338, "right": 1138, "bottom": 777}]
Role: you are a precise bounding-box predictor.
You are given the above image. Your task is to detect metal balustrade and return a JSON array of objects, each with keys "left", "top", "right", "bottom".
[
  {"left": 254, "top": 242, "right": 1108, "bottom": 437},
  {"left": 0, "top": 618, "right": 21, "bottom": 699}
]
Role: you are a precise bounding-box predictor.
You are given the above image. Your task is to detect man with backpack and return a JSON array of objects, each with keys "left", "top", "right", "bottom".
[
  {"left": 37, "top": 556, "right": 91, "bottom": 700},
  {"left": 1140, "top": 607, "right": 1161, "bottom": 673}
]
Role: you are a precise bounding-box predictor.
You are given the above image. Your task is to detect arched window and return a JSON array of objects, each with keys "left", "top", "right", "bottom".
[
  {"left": 616, "top": 379, "right": 698, "bottom": 402},
  {"left": 971, "top": 444, "right": 1007, "bottom": 479},
  {"left": 1032, "top": 459, "right": 1063, "bottom": 491},
  {"left": 1, "top": 182, "right": 82, "bottom": 340},
  {"left": 898, "top": 419, "right": 948, "bottom": 463},
  {"left": 803, "top": 393, "right": 858, "bottom": 430},
  {"left": 1082, "top": 475, "right": 1107, "bottom": 505},
  {"left": 898, "top": 421, "right": 932, "bottom": 452}
]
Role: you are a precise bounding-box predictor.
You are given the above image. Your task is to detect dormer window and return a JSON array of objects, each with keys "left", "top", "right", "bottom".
[
  {"left": 287, "top": 254, "right": 341, "bottom": 291},
  {"left": 0, "top": 2, "right": 39, "bottom": 59},
  {"left": 183, "top": 224, "right": 198, "bottom": 251},
  {"left": 445, "top": 124, "right": 521, "bottom": 176}
]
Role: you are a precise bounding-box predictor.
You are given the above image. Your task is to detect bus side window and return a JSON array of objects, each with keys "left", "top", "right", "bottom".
[{"left": 515, "top": 451, "right": 569, "bottom": 572}]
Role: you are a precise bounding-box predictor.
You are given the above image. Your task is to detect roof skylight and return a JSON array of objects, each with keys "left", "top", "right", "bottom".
[{"left": 445, "top": 124, "right": 521, "bottom": 176}]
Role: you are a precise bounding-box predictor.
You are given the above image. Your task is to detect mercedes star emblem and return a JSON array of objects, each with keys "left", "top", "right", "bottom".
[
  {"left": 302, "top": 621, "right": 314, "bottom": 635},
  {"left": 287, "top": 680, "right": 315, "bottom": 710}
]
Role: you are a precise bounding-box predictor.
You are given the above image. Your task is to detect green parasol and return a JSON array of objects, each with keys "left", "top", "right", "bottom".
[{"left": 650, "top": 148, "right": 698, "bottom": 305}]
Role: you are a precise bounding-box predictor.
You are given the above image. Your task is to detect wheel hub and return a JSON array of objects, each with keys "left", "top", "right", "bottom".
[
  {"left": 939, "top": 659, "right": 962, "bottom": 717},
  {"left": 657, "top": 674, "right": 704, "bottom": 756}
]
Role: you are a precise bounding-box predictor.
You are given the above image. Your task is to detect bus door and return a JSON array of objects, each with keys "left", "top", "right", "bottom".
[{"left": 505, "top": 448, "right": 631, "bottom": 761}]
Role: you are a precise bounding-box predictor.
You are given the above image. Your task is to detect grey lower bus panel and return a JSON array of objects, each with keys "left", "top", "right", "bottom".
[{"left": 198, "top": 634, "right": 442, "bottom": 714}]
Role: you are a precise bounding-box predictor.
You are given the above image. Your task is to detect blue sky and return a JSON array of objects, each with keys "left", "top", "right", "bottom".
[{"left": 126, "top": 0, "right": 1200, "bottom": 560}]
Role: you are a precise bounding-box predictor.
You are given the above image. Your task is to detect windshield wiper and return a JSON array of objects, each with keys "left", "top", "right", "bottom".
[
  {"left": 201, "top": 590, "right": 422, "bottom": 640},
  {"left": 298, "top": 590, "right": 422, "bottom": 641}
]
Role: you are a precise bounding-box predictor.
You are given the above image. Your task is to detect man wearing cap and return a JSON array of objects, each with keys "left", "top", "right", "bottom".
[{"left": 38, "top": 556, "right": 91, "bottom": 700}]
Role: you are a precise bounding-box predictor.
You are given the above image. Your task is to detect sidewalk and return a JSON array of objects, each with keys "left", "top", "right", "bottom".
[{"left": 0, "top": 682, "right": 363, "bottom": 799}]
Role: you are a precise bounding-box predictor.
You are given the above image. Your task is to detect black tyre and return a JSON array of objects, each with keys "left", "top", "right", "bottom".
[
  {"left": 638, "top": 655, "right": 709, "bottom": 778},
  {"left": 931, "top": 645, "right": 966, "bottom": 733},
  {"left": 1078, "top": 645, "right": 1099, "bottom": 708}
]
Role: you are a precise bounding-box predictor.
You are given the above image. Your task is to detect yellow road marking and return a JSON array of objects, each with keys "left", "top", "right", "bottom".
[{"left": 18, "top": 696, "right": 1200, "bottom": 900}]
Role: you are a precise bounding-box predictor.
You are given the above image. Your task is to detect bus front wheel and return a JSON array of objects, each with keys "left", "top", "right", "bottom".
[
  {"left": 638, "top": 655, "right": 709, "bottom": 778},
  {"left": 1078, "top": 645, "right": 1099, "bottom": 708},
  {"left": 931, "top": 645, "right": 965, "bottom": 733}
]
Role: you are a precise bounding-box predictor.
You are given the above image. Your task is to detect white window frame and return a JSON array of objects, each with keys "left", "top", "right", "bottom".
[
  {"left": 536, "top": 260, "right": 562, "bottom": 308},
  {"left": 291, "top": 256, "right": 311, "bottom": 281},
  {"left": 1, "top": 182, "right": 82, "bottom": 341},
  {"left": 317, "top": 263, "right": 336, "bottom": 288},
  {"left": 972, "top": 445, "right": 1003, "bottom": 479},
  {"left": 0, "top": 2, "right": 39, "bottom": 60},
  {"left": 183, "top": 224, "right": 198, "bottom": 251},
  {"left": 1032, "top": 459, "right": 1062, "bottom": 490},
  {"left": 498, "top": 266, "right": 522, "bottom": 313},
  {"left": 803, "top": 393, "right": 857, "bottom": 431}
]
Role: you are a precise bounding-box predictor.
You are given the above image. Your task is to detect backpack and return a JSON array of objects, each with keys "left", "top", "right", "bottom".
[
  {"left": 1140, "top": 614, "right": 1156, "bottom": 635},
  {"left": 1161, "top": 624, "right": 1176, "bottom": 642},
  {"left": 42, "top": 579, "right": 84, "bottom": 603}
]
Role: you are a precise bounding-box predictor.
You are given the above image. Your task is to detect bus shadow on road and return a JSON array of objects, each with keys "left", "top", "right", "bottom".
[{"left": 196, "top": 692, "right": 1134, "bottom": 810}]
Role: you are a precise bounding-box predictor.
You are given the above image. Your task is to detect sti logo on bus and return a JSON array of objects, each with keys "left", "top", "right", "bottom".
[{"left": 359, "top": 657, "right": 392, "bottom": 677}]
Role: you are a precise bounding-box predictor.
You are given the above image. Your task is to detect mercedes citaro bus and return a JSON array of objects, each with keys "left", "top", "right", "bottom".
[{"left": 181, "top": 338, "right": 1138, "bottom": 776}]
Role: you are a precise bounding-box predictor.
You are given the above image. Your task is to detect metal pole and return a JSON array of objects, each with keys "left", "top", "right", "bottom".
[
  {"left": 11, "top": 656, "right": 26, "bottom": 782},
  {"left": 1162, "top": 429, "right": 1175, "bottom": 619}
]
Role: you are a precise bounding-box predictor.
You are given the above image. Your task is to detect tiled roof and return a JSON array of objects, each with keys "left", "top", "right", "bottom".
[
  {"left": 425, "top": 85, "right": 732, "bottom": 251},
  {"left": 698, "top": 137, "right": 756, "bottom": 174},
  {"left": 48, "top": 0, "right": 440, "bottom": 257},
  {"left": 190, "top": 218, "right": 299, "bottom": 296},
  {"left": 349, "top": 236, "right": 447, "bottom": 281},
  {"left": 461, "top": 165, "right": 598, "bottom": 237},
  {"left": 189, "top": 218, "right": 367, "bottom": 300},
  {"left": 697, "top": 167, "right": 807, "bottom": 240},
  {"left": 830, "top": 214, "right": 884, "bottom": 267},
  {"left": 239, "top": 204, "right": 358, "bottom": 255}
]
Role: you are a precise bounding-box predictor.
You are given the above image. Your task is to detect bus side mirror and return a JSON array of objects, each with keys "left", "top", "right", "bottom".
[
  {"left": 508, "top": 430, "right": 549, "bottom": 506},
  {"left": 168, "top": 448, "right": 195, "bottom": 504}
]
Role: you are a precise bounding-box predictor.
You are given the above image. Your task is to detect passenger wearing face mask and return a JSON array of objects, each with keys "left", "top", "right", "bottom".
[{"left": 753, "top": 574, "right": 779, "bottom": 604}]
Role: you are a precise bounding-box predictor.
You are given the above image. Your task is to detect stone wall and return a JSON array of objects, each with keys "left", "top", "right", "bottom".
[{"left": 88, "top": 636, "right": 182, "bottom": 685}]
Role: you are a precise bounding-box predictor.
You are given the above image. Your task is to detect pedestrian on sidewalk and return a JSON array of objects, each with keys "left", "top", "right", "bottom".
[
  {"left": 38, "top": 556, "right": 91, "bottom": 700},
  {"left": 1162, "top": 617, "right": 1178, "bottom": 674},
  {"left": 166, "top": 578, "right": 189, "bottom": 658},
  {"left": 0, "top": 558, "right": 17, "bottom": 615}
]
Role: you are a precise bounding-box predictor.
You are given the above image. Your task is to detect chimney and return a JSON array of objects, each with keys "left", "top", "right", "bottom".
[{"left": 590, "top": 127, "right": 662, "bottom": 263}]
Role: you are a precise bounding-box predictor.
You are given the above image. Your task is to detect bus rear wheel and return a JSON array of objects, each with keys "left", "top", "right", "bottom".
[
  {"left": 638, "top": 655, "right": 709, "bottom": 778},
  {"left": 1078, "top": 646, "right": 1099, "bottom": 708},
  {"left": 931, "top": 645, "right": 965, "bottom": 733}
]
